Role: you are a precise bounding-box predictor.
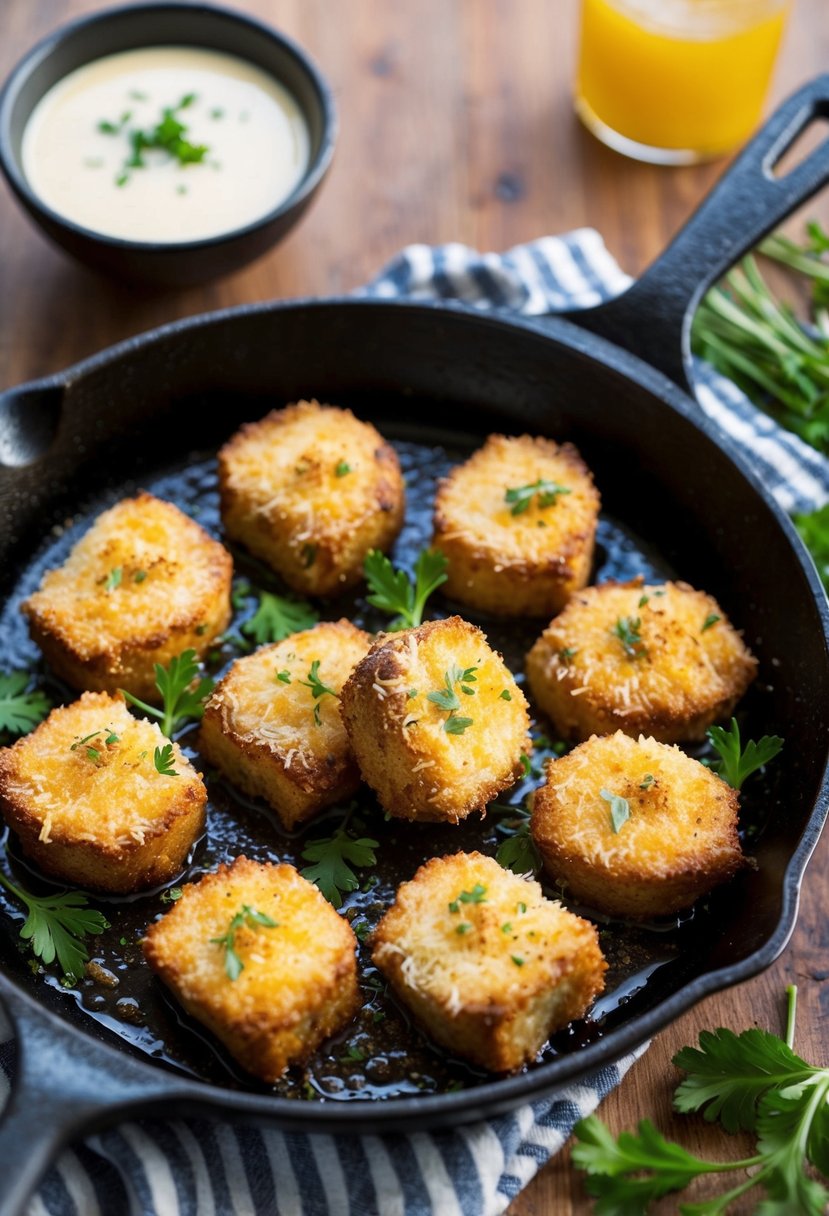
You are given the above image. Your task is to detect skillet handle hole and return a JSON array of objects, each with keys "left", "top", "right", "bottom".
[
  {"left": 0, "top": 386, "right": 63, "bottom": 468},
  {"left": 768, "top": 114, "right": 829, "bottom": 180}
]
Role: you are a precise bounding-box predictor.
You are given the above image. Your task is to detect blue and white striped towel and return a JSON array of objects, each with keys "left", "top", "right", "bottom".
[{"left": 2, "top": 230, "right": 826, "bottom": 1216}]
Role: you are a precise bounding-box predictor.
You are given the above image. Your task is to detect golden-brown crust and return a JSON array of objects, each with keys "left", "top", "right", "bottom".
[
  {"left": 22, "top": 492, "right": 232, "bottom": 701},
  {"left": 143, "top": 856, "right": 360, "bottom": 1082},
  {"left": 199, "top": 619, "right": 372, "bottom": 829},
  {"left": 340, "top": 616, "right": 531, "bottom": 823},
  {"left": 371, "top": 852, "right": 606, "bottom": 1072},
  {"left": 0, "top": 692, "right": 206, "bottom": 893},
  {"left": 218, "top": 400, "right": 405, "bottom": 596},
  {"left": 433, "top": 434, "right": 600, "bottom": 617},
  {"left": 531, "top": 731, "right": 745, "bottom": 918},
  {"left": 525, "top": 578, "right": 757, "bottom": 743}
]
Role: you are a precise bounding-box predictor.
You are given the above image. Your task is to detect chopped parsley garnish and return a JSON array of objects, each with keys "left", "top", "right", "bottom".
[
  {"left": 600, "top": 788, "right": 631, "bottom": 834},
  {"left": 511, "top": 955, "right": 525, "bottom": 967},
  {"left": 455, "top": 922, "right": 471, "bottom": 935},
  {"left": 0, "top": 672, "right": 51, "bottom": 738},
  {"left": 518, "top": 901, "right": 527, "bottom": 914},
  {"left": 701, "top": 613, "right": 721, "bottom": 632},
  {"left": 638, "top": 593, "right": 650, "bottom": 607},
  {"left": 519, "top": 752, "right": 532, "bottom": 777},
  {"left": 160, "top": 887, "right": 183, "bottom": 904},
  {"left": 500, "top": 689, "right": 512, "bottom": 700},
  {"left": 276, "top": 669, "right": 292, "bottom": 684},
  {"left": 639, "top": 773, "right": 655, "bottom": 790},
  {"left": 428, "top": 664, "right": 477, "bottom": 734},
  {"left": 121, "top": 648, "right": 214, "bottom": 738},
  {"left": 0, "top": 872, "right": 108, "bottom": 982},
  {"left": 341, "top": 1044, "right": 366, "bottom": 1063},
  {"left": 613, "top": 615, "right": 647, "bottom": 659},
  {"left": 210, "top": 905, "right": 279, "bottom": 981},
  {"left": 335, "top": 460, "right": 352, "bottom": 477},
  {"left": 70, "top": 728, "right": 119, "bottom": 763},
  {"left": 558, "top": 647, "right": 578, "bottom": 662},
  {"left": 448, "top": 883, "right": 487, "bottom": 914},
  {"left": 153, "top": 743, "right": 178, "bottom": 777},
  {"left": 235, "top": 582, "right": 319, "bottom": 645},
  {"left": 504, "top": 479, "right": 571, "bottom": 516},
  {"left": 501, "top": 922, "right": 513, "bottom": 934},
  {"left": 363, "top": 547, "right": 448, "bottom": 629},
  {"left": 133, "top": 569, "right": 148, "bottom": 584},
  {"left": 706, "top": 718, "right": 783, "bottom": 789},
  {"left": 104, "top": 567, "right": 122, "bottom": 592},
  {"left": 300, "top": 821, "right": 378, "bottom": 908},
  {"left": 298, "top": 660, "right": 338, "bottom": 725},
  {"left": 101, "top": 94, "right": 210, "bottom": 187}
]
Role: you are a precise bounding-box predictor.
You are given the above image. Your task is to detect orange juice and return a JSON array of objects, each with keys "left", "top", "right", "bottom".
[{"left": 576, "top": 0, "right": 790, "bottom": 162}]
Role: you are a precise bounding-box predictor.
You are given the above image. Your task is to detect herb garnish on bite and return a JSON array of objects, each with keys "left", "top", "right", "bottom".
[
  {"left": 427, "top": 664, "right": 478, "bottom": 735},
  {"left": 504, "top": 479, "right": 572, "bottom": 516},
  {"left": 210, "top": 905, "right": 279, "bottom": 981},
  {"left": 297, "top": 660, "right": 339, "bottom": 726},
  {"left": 613, "top": 615, "right": 648, "bottom": 660},
  {"left": 600, "top": 787, "right": 631, "bottom": 834}
]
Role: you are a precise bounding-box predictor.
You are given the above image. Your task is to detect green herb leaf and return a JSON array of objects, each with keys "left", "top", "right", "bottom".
[
  {"left": 500, "top": 689, "right": 512, "bottom": 700},
  {"left": 153, "top": 743, "right": 178, "bottom": 777},
  {"left": 706, "top": 718, "right": 783, "bottom": 789},
  {"left": 0, "top": 672, "right": 51, "bottom": 737},
  {"left": 448, "top": 883, "right": 487, "bottom": 913},
  {"left": 160, "top": 887, "right": 183, "bottom": 904},
  {"left": 335, "top": 460, "right": 352, "bottom": 477},
  {"left": 301, "top": 828, "right": 378, "bottom": 908},
  {"left": 363, "top": 547, "right": 448, "bottom": 629},
  {"left": 240, "top": 587, "right": 319, "bottom": 645},
  {"left": 121, "top": 648, "right": 214, "bottom": 738},
  {"left": 104, "top": 567, "right": 122, "bottom": 592},
  {"left": 297, "top": 660, "right": 338, "bottom": 726},
  {"left": 444, "top": 715, "right": 473, "bottom": 735},
  {"left": 504, "top": 479, "right": 572, "bottom": 516},
  {"left": 600, "top": 788, "right": 631, "bottom": 834},
  {"left": 701, "top": 613, "right": 721, "bottom": 632},
  {"left": 210, "top": 904, "right": 279, "bottom": 981},
  {"left": 427, "top": 664, "right": 478, "bottom": 734},
  {"left": 613, "top": 615, "right": 647, "bottom": 660},
  {"left": 0, "top": 873, "right": 108, "bottom": 981},
  {"left": 794, "top": 502, "right": 829, "bottom": 592}
]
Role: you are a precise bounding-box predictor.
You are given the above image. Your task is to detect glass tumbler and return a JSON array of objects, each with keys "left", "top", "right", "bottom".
[{"left": 575, "top": 0, "right": 791, "bottom": 164}]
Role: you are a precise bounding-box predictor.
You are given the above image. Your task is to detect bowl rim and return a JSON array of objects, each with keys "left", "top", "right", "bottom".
[{"left": 0, "top": 0, "right": 338, "bottom": 253}]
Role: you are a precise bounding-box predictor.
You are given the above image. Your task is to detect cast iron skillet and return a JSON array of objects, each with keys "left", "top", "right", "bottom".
[{"left": 1, "top": 78, "right": 829, "bottom": 1216}]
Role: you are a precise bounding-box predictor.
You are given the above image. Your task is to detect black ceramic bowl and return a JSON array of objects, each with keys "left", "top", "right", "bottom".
[{"left": 0, "top": 2, "right": 337, "bottom": 287}]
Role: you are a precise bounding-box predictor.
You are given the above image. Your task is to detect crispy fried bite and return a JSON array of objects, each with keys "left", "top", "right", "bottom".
[
  {"left": 143, "top": 856, "right": 360, "bottom": 1082},
  {"left": 0, "top": 692, "right": 206, "bottom": 893},
  {"left": 22, "top": 493, "right": 232, "bottom": 702},
  {"left": 372, "top": 851, "right": 606, "bottom": 1072},
  {"left": 526, "top": 578, "right": 757, "bottom": 743},
  {"left": 218, "top": 400, "right": 405, "bottom": 596},
  {"left": 432, "top": 433, "right": 600, "bottom": 617},
  {"left": 200, "top": 619, "right": 372, "bottom": 829},
  {"left": 340, "top": 616, "right": 530, "bottom": 823},
  {"left": 531, "top": 731, "right": 744, "bottom": 918}
]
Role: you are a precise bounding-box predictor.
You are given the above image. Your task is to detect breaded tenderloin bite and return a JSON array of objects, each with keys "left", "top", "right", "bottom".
[
  {"left": 143, "top": 856, "right": 360, "bottom": 1082},
  {"left": 340, "top": 616, "right": 530, "bottom": 823},
  {"left": 200, "top": 619, "right": 372, "bottom": 829},
  {"left": 526, "top": 578, "right": 757, "bottom": 743},
  {"left": 22, "top": 493, "right": 232, "bottom": 702},
  {"left": 218, "top": 400, "right": 405, "bottom": 596},
  {"left": 0, "top": 692, "right": 206, "bottom": 893},
  {"left": 372, "top": 852, "right": 606, "bottom": 1072},
  {"left": 531, "top": 731, "right": 744, "bottom": 919},
  {"left": 432, "top": 434, "right": 600, "bottom": 617}
]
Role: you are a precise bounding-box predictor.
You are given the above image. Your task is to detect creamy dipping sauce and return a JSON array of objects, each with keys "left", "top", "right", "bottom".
[{"left": 22, "top": 46, "right": 311, "bottom": 243}]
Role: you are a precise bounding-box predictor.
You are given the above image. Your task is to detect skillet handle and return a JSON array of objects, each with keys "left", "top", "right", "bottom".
[
  {"left": 567, "top": 74, "right": 829, "bottom": 392},
  {"left": 0, "top": 984, "right": 199, "bottom": 1216}
]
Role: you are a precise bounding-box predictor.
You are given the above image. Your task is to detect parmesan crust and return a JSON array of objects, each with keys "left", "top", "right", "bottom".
[
  {"left": 143, "top": 857, "right": 360, "bottom": 1082},
  {"left": 218, "top": 400, "right": 405, "bottom": 595},
  {"left": 340, "top": 616, "right": 531, "bottom": 823},
  {"left": 0, "top": 692, "right": 206, "bottom": 893},
  {"left": 372, "top": 852, "right": 606, "bottom": 1072},
  {"left": 531, "top": 731, "right": 745, "bottom": 918},
  {"left": 433, "top": 433, "right": 600, "bottom": 617},
  {"left": 22, "top": 493, "right": 233, "bottom": 702},
  {"left": 199, "top": 619, "right": 373, "bottom": 829},
  {"left": 526, "top": 578, "right": 757, "bottom": 743}
]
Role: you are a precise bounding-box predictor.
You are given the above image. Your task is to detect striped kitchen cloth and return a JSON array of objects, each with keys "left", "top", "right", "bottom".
[{"left": 2, "top": 229, "right": 826, "bottom": 1216}]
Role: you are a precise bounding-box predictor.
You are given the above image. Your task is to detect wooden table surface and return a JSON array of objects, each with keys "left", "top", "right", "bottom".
[{"left": 2, "top": 2, "right": 828, "bottom": 1212}]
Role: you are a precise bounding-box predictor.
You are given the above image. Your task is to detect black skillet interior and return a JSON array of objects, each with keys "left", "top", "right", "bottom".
[{"left": 1, "top": 78, "right": 829, "bottom": 1174}]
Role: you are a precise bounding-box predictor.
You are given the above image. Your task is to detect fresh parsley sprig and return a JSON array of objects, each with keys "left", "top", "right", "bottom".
[
  {"left": 153, "top": 743, "right": 178, "bottom": 776},
  {"left": 613, "top": 616, "right": 647, "bottom": 660},
  {"left": 121, "top": 649, "right": 214, "bottom": 739},
  {"left": 363, "top": 547, "right": 448, "bottom": 630},
  {"left": 0, "top": 872, "right": 108, "bottom": 981},
  {"left": 504, "top": 478, "right": 571, "bottom": 516},
  {"left": 490, "top": 801, "right": 543, "bottom": 876},
  {"left": 234, "top": 580, "right": 319, "bottom": 645},
  {"left": 0, "top": 671, "right": 51, "bottom": 738},
  {"left": 573, "top": 985, "right": 829, "bottom": 1215},
  {"left": 297, "top": 660, "right": 338, "bottom": 726},
  {"left": 706, "top": 718, "right": 783, "bottom": 790},
  {"left": 301, "top": 814, "right": 379, "bottom": 908},
  {"left": 210, "top": 905, "right": 279, "bottom": 981}
]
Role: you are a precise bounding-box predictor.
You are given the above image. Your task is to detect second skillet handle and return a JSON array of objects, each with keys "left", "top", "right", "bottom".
[{"left": 568, "top": 74, "right": 829, "bottom": 392}]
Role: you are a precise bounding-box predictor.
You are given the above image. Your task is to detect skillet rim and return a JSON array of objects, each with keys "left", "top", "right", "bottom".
[{"left": 1, "top": 293, "right": 828, "bottom": 1131}]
